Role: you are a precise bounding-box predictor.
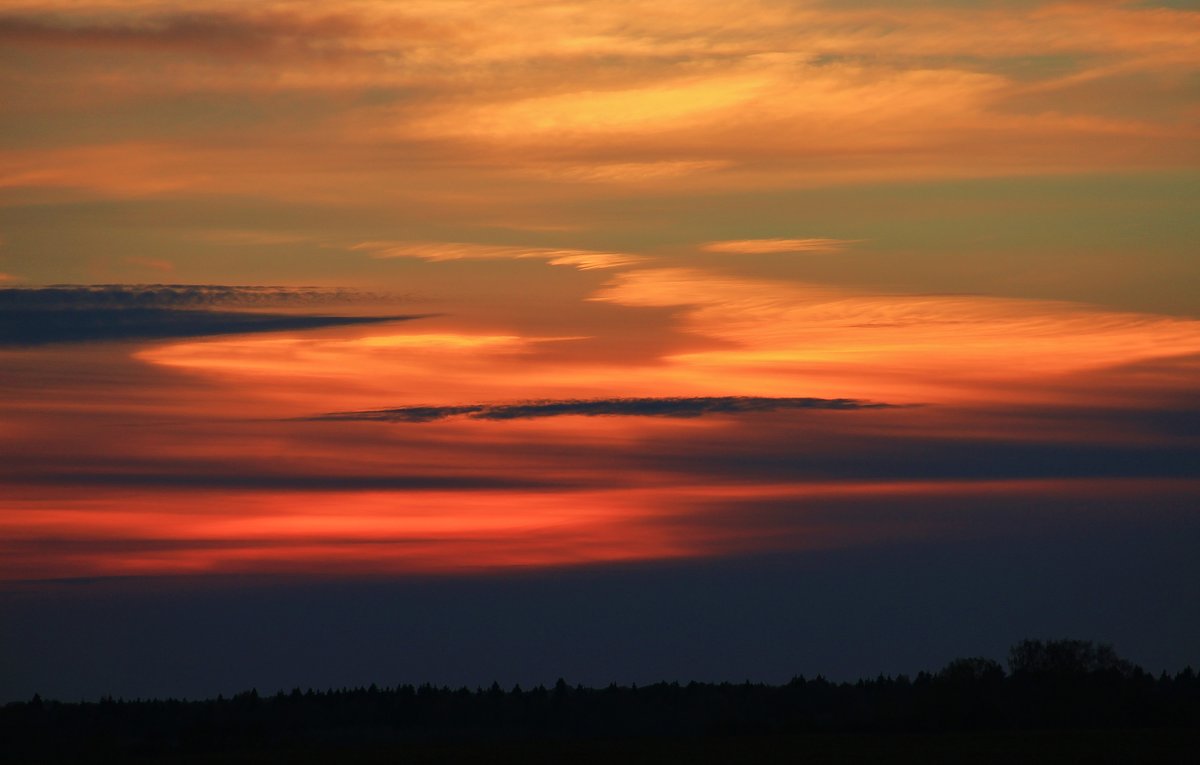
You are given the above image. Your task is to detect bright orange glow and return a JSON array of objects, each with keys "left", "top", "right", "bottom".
[{"left": 6, "top": 476, "right": 1195, "bottom": 581}]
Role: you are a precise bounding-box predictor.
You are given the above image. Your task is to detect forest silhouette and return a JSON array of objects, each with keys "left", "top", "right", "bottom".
[{"left": 4, "top": 640, "right": 1198, "bottom": 763}]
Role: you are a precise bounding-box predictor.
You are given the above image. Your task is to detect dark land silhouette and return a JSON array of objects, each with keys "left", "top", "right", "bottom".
[{"left": 3, "top": 640, "right": 1198, "bottom": 763}]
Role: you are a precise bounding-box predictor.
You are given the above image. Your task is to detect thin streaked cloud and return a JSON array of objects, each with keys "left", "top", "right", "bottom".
[
  {"left": 702, "top": 238, "right": 859, "bottom": 254},
  {"left": 354, "top": 241, "right": 648, "bottom": 270}
]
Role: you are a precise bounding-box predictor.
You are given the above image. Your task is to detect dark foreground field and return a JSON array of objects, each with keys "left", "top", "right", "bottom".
[{"left": 4, "top": 641, "right": 1197, "bottom": 763}]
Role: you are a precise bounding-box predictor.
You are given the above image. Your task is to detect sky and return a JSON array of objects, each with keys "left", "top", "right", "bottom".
[{"left": 1, "top": 0, "right": 1199, "bottom": 701}]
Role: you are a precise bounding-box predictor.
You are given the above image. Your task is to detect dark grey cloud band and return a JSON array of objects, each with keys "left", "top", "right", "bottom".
[
  {"left": 308, "top": 396, "right": 895, "bottom": 423},
  {"left": 0, "top": 285, "right": 423, "bottom": 345}
]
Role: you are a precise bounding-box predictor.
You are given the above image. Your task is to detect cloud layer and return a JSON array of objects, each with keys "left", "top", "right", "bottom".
[
  {"left": 3, "top": 0, "right": 1196, "bottom": 212},
  {"left": 1, "top": 1, "right": 1198, "bottom": 592}
]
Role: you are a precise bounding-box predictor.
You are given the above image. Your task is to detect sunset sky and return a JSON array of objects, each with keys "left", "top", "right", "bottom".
[{"left": 1, "top": 0, "right": 1198, "bottom": 700}]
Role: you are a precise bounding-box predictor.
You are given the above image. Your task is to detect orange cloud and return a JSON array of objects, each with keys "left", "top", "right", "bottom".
[{"left": 591, "top": 268, "right": 1200, "bottom": 403}]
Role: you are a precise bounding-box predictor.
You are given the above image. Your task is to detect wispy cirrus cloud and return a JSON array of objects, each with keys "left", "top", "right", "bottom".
[
  {"left": 308, "top": 396, "right": 894, "bottom": 423},
  {"left": 0, "top": 8, "right": 440, "bottom": 59},
  {"left": 354, "top": 241, "right": 647, "bottom": 270},
  {"left": 702, "top": 238, "right": 859, "bottom": 254}
]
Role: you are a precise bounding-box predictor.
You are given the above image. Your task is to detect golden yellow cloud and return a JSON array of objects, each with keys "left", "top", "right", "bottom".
[{"left": 3, "top": 0, "right": 1196, "bottom": 205}]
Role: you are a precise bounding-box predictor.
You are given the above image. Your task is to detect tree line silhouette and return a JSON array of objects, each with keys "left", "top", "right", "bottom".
[{"left": 4, "top": 640, "right": 1198, "bottom": 761}]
